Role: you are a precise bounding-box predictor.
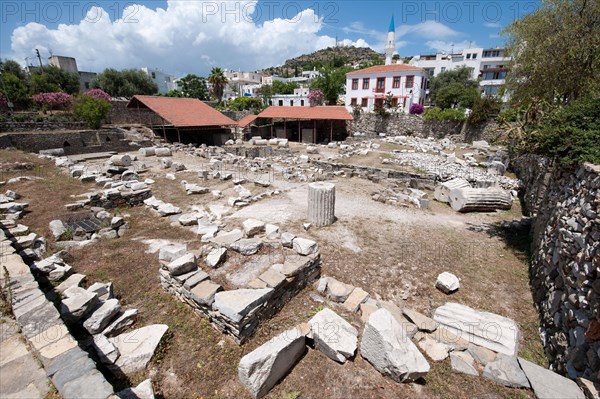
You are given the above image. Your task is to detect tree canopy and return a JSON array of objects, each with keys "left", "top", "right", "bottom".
[
  {"left": 92, "top": 68, "right": 158, "bottom": 98},
  {"left": 178, "top": 74, "right": 209, "bottom": 100},
  {"left": 208, "top": 67, "right": 227, "bottom": 102},
  {"left": 271, "top": 80, "right": 299, "bottom": 95},
  {"left": 310, "top": 65, "right": 352, "bottom": 105},
  {"left": 502, "top": 0, "right": 600, "bottom": 106},
  {"left": 428, "top": 66, "right": 480, "bottom": 108}
]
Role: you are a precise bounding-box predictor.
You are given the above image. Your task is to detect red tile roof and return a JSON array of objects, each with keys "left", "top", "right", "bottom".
[
  {"left": 127, "top": 96, "right": 236, "bottom": 127},
  {"left": 237, "top": 114, "right": 258, "bottom": 128},
  {"left": 257, "top": 106, "right": 353, "bottom": 121},
  {"left": 347, "top": 64, "right": 425, "bottom": 75}
]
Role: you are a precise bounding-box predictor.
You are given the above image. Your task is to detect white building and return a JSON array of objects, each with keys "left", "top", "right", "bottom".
[
  {"left": 408, "top": 47, "right": 511, "bottom": 98},
  {"left": 345, "top": 17, "right": 428, "bottom": 113},
  {"left": 141, "top": 67, "right": 177, "bottom": 94},
  {"left": 269, "top": 87, "right": 310, "bottom": 107}
]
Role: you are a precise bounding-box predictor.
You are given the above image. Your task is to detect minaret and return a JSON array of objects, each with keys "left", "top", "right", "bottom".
[{"left": 385, "top": 15, "right": 395, "bottom": 65}]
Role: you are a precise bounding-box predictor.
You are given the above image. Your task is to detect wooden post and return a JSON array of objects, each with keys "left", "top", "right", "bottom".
[
  {"left": 297, "top": 119, "right": 300, "bottom": 143},
  {"left": 270, "top": 121, "right": 273, "bottom": 138},
  {"left": 283, "top": 118, "right": 286, "bottom": 139},
  {"left": 330, "top": 120, "right": 333, "bottom": 143},
  {"left": 313, "top": 119, "right": 316, "bottom": 144},
  {"left": 177, "top": 128, "right": 181, "bottom": 143}
]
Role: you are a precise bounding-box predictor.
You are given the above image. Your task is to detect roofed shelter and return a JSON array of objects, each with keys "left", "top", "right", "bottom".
[
  {"left": 126, "top": 96, "right": 236, "bottom": 146},
  {"left": 251, "top": 106, "right": 353, "bottom": 143}
]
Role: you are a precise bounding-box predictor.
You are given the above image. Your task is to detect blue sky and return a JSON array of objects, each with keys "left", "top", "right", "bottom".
[{"left": 0, "top": 1, "right": 541, "bottom": 77}]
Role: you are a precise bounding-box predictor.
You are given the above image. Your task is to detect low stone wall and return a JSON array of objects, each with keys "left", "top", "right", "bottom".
[
  {"left": 311, "top": 160, "right": 436, "bottom": 186},
  {"left": 0, "top": 121, "right": 88, "bottom": 132},
  {"left": 222, "top": 110, "right": 253, "bottom": 122},
  {"left": 515, "top": 156, "right": 599, "bottom": 381},
  {"left": 0, "top": 129, "right": 151, "bottom": 155},
  {"left": 160, "top": 252, "right": 321, "bottom": 344},
  {"left": 108, "top": 101, "right": 162, "bottom": 125}
]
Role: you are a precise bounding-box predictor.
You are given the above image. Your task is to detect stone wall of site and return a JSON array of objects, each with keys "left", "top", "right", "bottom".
[
  {"left": 0, "top": 129, "right": 147, "bottom": 155},
  {"left": 515, "top": 155, "right": 599, "bottom": 381},
  {"left": 159, "top": 253, "right": 321, "bottom": 344},
  {"left": 0, "top": 121, "right": 88, "bottom": 132},
  {"left": 347, "top": 114, "right": 507, "bottom": 143}
]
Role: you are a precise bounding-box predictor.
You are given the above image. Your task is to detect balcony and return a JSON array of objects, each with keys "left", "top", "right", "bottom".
[{"left": 373, "top": 87, "right": 385, "bottom": 93}]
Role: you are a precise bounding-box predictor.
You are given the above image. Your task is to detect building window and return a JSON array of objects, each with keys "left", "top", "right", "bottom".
[
  {"left": 361, "top": 98, "right": 368, "bottom": 107},
  {"left": 472, "top": 53, "right": 477, "bottom": 59},
  {"left": 151, "top": 72, "right": 156, "bottom": 79},
  {"left": 374, "top": 98, "right": 384, "bottom": 108},
  {"left": 483, "top": 50, "right": 501, "bottom": 58},
  {"left": 278, "top": 100, "right": 283, "bottom": 106},
  {"left": 466, "top": 54, "right": 471, "bottom": 59},
  {"left": 290, "top": 100, "right": 294, "bottom": 106},
  {"left": 392, "top": 76, "right": 401, "bottom": 88},
  {"left": 441, "top": 67, "right": 446, "bottom": 72},
  {"left": 84, "top": 82, "right": 90, "bottom": 89},
  {"left": 405, "top": 75, "right": 414, "bottom": 88},
  {"left": 390, "top": 97, "right": 398, "bottom": 107},
  {"left": 352, "top": 78, "right": 359, "bottom": 90},
  {"left": 301, "top": 100, "right": 305, "bottom": 106},
  {"left": 350, "top": 98, "right": 357, "bottom": 106},
  {"left": 362, "top": 78, "right": 370, "bottom": 90}
]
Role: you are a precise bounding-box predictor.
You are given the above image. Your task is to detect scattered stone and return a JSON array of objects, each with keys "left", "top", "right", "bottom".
[
  {"left": 189, "top": 280, "right": 222, "bottom": 306},
  {"left": 326, "top": 278, "right": 354, "bottom": 303},
  {"left": 450, "top": 351, "right": 479, "bottom": 376},
  {"left": 103, "top": 309, "right": 139, "bottom": 337},
  {"left": 306, "top": 146, "right": 319, "bottom": 154},
  {"left": 178, "top": 213, "right": 199, "bottom": 226},
  {"left": 309, "top": 308, "right": 358, "bottom": 363},
  {"left": 182, "top": 270, "right": 209, "bottom": 290},
  {"left": 238, "top": 328, "right": 306, "bottom": 399},
  {"left": 519, "top": 357, "right": 585, "bottom": 399},
  {"left": 292, "top": 237, "right": 317, "bottom": 256},
  {"left": 111, "top": 216, "right": 125, "bottom": 229},
  {"left": 211, "top": 229, "right": 244, "bottom": 246},
  {"left": 116, "top": 379, "right": 155, "bottom": 399},
  {"left": 435, "top": 272, "right": 460, "bottom": 294},
  {"left": 467, "top": 344, "right": 497, "bottom": 366},
  {"left": 155, "top": 148, "right": 172, "bottom": 157},
  {"left": 402, "top": 308, "right": 439, "bottom": 332},
  {"left": 60, "top": 289, "right": 99, "bottom": 321},
  {"left": 55, "top": 273, "right": 86, "bottom": 294},
  {"left": 93, "top": 333, "right": 121, "bottom": 364},
  {"left": 361, "top": 308, "right": 430, "bottom": 383},
  {"left": 482, "top": 354, "right": 530, "bottom": 388},
  {"left": 230, "top": 238, "right": 263, "bottom": 255},
  {"left": 433, "top": 302, "right": 520, "bottom": 356},
  {"left": 214, "top": 288, "right": 274, "bottom": 323},
  {"left": 158, "top": 243, "right": 187, "bottom": 262},
  {"left": 243, "top": 219, "right": 265, "bottom": 237},
  {"left": 265, "top": 224, "right": 280, "bottom": 239},
  {"left": 49, "top": 220, "right": 68, "bottom": 241},
  {"left": 417, "top": 336, "right": 451, "bottom": 361},
  {"left": 109, "top": 324, "right": 169, "bottom": 373},
  {"left": 281, "top": 232, "right": 295, "bottom": 248},
  {"left": 83, "top": 298, "right": 121, "bottom": 334},
  {"left": 167, "top": 253, "right": 197, "bottom": 276},
  {"left": 342, "top": 287, "right": 370, "bottom": 313},
  {"left": 157, "top": 203, "right": 181, "bottom": 216},
  {"left": 206, "top": 247, "right": 227, "bottom": 268}
]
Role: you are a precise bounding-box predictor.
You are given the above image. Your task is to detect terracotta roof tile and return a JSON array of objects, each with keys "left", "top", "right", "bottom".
[
  {"left": 237, "top": 114, "right": 258, "bottom": 127},
  {"left": 257, "top": 106, "right": 353, "bottom": 121},
  {"left": 347, "top": 64, "right": 425, "bottom": 75},
  {"left": 127, "top": 96, "right": 235, "bottom": 127}
]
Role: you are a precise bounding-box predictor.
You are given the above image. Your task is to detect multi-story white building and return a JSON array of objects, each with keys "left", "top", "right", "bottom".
[
  {"left": 141, "top": 67, "right": 177, "bottom": 94},
  {"left": 269, "top": 87, "right": 310, "bottom": 107},
  {"left": 408, "top": 47, "right": 511, "bottom": 99},
  {"left": 345, "top": 16, "right": 428, "bottom": 113}
]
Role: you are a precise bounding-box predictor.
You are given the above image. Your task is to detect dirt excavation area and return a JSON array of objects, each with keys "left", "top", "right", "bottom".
[{"left": 0, "top": 135, "right": 553, "bottom": 399}]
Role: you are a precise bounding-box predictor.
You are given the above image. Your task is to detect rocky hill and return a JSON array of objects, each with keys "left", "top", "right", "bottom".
[{"left": 262, "top": 46, "right": 384, "bottom": 76}]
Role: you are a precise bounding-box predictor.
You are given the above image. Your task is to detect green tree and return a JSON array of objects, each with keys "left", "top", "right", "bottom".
[
  {"left": 92, "top": 68, "right": 158, "bottom": 98},
  {"left": 310, "top": 65, "right": 352, "bottom": 105},
  {"left": 28, "top": 65, "right": 80, "bottom": 94},
  {"left": 208, "top": 67, "right": 228, "bottom": 102},
  {"left": 0, "top": 73, "right": 30, "bottom": 107},
  {"left": 502, "top": 0, "right": 600, "bottom": 106},
  {"left": 256, "top": 84, "right": 272, "bottom": 105},
  {"left": 74, "top": 94, "right": 111, "bottom": 129},
  {"left": 429, "top": 66, "right": 479, "bottom": 107},
  {"left": 162, "top": 90, "right": 184, "bottom": 97},
  {"left": 271, "top": 80, "right": 299, "bottom": 94},
  {"left": 228, "top": 97, "right": 264, "bottom": 111},
  {"left": 178, "top": 74, "right": 209, "bottom": 100},
  {"left": 1, "top": 59, "right": 27, "bottom": 81}
]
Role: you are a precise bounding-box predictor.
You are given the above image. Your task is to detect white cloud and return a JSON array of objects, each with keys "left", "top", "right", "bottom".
[
  {"left": 483, "top": 22, "right": 501, "bottom": 28},
  {"left": 8, "top": 0, "right": 370, "bottom": 76},
  {"left": 396, "top": 20, "right": 461, "bottom": 40},
  {"left": 425, "top": 40, "right": 478, "bottom": 53}
]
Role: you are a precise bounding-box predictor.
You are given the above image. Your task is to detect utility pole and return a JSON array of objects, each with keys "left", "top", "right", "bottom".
[{"left": 35, "top": 49, "right": 44, "bottom": 72}]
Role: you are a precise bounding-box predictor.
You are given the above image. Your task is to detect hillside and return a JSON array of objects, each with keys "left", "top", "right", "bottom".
[{"left": 261, "top": 46, "right": 385, "bottom": 76}]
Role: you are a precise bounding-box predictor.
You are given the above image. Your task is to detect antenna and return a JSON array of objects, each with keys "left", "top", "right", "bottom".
[{"left": 35, "top": 49, "right": 44, "bottom": 72}]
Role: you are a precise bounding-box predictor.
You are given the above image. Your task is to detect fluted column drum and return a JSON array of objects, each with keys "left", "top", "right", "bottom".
[{"left": 308, "top": 182, "right": 336, "bottom": 226}]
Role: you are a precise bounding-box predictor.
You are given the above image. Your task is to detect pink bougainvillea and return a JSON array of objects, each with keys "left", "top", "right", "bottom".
[
  {"left": 84, "top": 88, "right": 111, "bottom": 102},
  {"left": 307, "top": 90, "right": 324, "bottom": 106},
  {"left": 409, "top": 103, "right": 425, "bottom": 115},
  {"left": 32, "top": 92, "right": 72, "bottom": 109}
]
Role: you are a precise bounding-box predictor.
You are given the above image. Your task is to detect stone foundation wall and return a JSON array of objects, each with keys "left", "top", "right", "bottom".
[
  {"left": 0, "top": 121, "right": 88, "bottom": 132},
  {"left": 515, "top": 155, "right": 599, "bottom": 381},
  {"left": 0, "top": 129, "right": 151, "bottom": 155},
  {"left": 159, "top": 254, "right": 321, "bottom": 344}
]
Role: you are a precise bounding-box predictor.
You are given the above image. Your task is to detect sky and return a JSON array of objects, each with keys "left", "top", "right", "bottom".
[{"left": 0, "top": 0, "right": 541, "bottom": 77}]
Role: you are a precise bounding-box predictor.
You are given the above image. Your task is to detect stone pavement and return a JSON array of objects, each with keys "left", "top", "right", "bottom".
[{"left": 0, "top": 316, "right": 50, "bottom": 398}]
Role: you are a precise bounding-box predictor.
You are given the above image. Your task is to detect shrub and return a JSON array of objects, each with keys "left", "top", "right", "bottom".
[
  {"left": 525, "top": 96, "right": 600, "bottom": 165},
  {"left": 84, "top": 88, "right": 111, "bottom": 103},
  {"left": 373, "top": 105, "right": 389, "bottom": 117},
  {"left": 468, "top": 96, "right": 502, "bottom": 125},
  {"left": 32, "top": 92, "right": 72, "bottom": 110},
  {"left": 307, "top": 90, "right": 324, "bottom": 106},
  {"left": 227, "top": 96, "right": 263, "bottom": 111},
  {"left": 73, "top": 94, "right": 111, "bottom": 129},
  {"left": 352, "top": 104, "right": 362, "bottom": 117},
  {"left": 409, "top": 103, "right": 424, "bottom": 115},
  {"left": 0, "top": 93, "right": 8, "bottom": 109},
  {"left": 423, "top": 107, "right": 466, "bottom": 121}
]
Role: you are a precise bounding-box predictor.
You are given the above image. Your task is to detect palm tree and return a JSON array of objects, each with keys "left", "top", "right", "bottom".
[{"left": 208, "top": 67, "right": 227, "bottom": 103}]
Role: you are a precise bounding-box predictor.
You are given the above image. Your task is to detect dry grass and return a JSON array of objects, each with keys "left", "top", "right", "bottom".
[{"left": 1, "top": 148, "right": 546, "bottom": 398}]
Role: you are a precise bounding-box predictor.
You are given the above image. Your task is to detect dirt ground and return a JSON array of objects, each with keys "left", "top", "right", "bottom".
[{"left": 0, "top": 145, "right": 544, "bottom": 399}]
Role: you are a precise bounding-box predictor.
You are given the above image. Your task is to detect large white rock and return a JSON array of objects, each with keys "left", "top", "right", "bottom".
[
  {"left": 206, "top": 247, "right": 227, "bottom": 268},
  {"left": 308, "top": 308, "right": 357, "bottom": 363},
  {"left": 433, "top": 302, "right": 520, "bottom": 356},
  {"left": 158, "top": 243, "right": 187, "bottom": 262},
  {"left": 83, "top": 298, "right": 121, "bottom": 334},
  {"left": 49, "top": 220, "right": 68, "bottom": 241},
  {"left": 482, "top": 354, "right": 530, "bottom": 388},
  {"left": 93, "top": 333, "right": 120, "bottom": 364},
  {"left": 117, "top": 378, "right": 155, "bottom": 399},
  {"left": 435, "top": 272, "right": 460, "bottom": 294},
  {"left": 166, "top": 253, "right": 197, "bottom": 276},
  {"left": 361, "top": 308, "right": 430, "bottom": 383},
  {"left": 102, "top": 309, "right": 138, "bottom": 337},
  {"left": 230, "top": 238, "right": 263, "bottom": 255},
  {"left": 238, "top": 328, "right": 306, "bottom": 398},
  {"left": 109, "top": 324, "right": 169, "bottom": 374},
  {"left": 60, "top": 289, "right": 99, "bottom": 321},
  {"left": 518, "top": 357, "right": 585, "bottom": 398},
  {"left": 157, "top": 203, "right": 181, "bottom": 216},
  {"left": 292, "top": 237, "right": 318, "bottom": 256},
  {"left": 243, "top": 219, "right": 265, "bottom": 237},
  {"left": 213, "top": 289, "right": 274, "bottom": 323}
]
